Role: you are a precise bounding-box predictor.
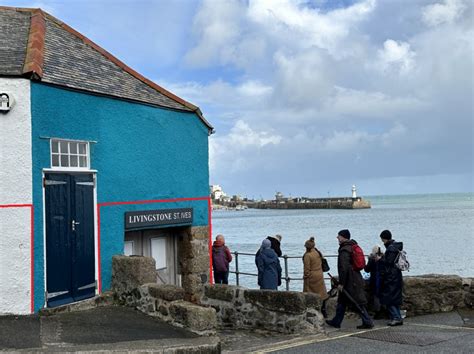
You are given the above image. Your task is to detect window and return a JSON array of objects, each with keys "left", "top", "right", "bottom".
[
  {"left": 150, "top": 237, "right": 167, "bottom": 270},
  {"left": 51, "top": 139, "right": 89, "bottom": 169},
  {"left": 124, "top": 241, "right": 134, "bottom": 256}
]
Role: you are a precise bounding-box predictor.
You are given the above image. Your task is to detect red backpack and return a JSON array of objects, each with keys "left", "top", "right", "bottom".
[{"left": 351, "top": 243, "right": 366, "bottom": 271}]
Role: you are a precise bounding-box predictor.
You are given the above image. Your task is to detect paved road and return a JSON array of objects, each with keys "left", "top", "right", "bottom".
[{"left": 230, "top": 309, "right": 474, "bottom": 353}]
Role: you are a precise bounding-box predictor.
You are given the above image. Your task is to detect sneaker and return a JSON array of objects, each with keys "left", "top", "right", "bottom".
[
  {"left": 356, "top": 323, "right": 374, "bottom": 329},
  {"left": 325, "top": 320, "right": 341, "bottom": 329},
  {"left": 387, "top": 319, "right": 403, "bottom": 326}
]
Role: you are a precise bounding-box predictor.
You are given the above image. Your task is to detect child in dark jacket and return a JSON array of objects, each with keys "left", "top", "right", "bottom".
[{"left": 364, "top": 245, "right": 384, "bottom": 318}]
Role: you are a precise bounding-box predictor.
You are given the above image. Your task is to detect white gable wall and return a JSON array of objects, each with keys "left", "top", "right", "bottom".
[{"left": 0, "top": 78, "right": 33, "bottom": 314}]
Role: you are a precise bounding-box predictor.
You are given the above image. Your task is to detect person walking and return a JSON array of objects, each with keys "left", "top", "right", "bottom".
[
  {"left": 326, "top": 229, "right": 374, "bottom": 329},
  {"left": 378, "top": 230, "right": 404, "bottom": 326},
  {"left": 303, "top": 237, "right": 329, "bottom": 317},
  {"left": 212, "top": 234, "right": 232, "bottom": 284},
  {"left": 255, "top": 239, "right": 282, "bottom": 290},
  {"left": 364, "top": 245, "right": 384, "bottom": 318}
]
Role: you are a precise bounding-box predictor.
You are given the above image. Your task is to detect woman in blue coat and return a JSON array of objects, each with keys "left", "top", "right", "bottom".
[{"left": 255, "top": 239, "right": 282, "bottom": 290}]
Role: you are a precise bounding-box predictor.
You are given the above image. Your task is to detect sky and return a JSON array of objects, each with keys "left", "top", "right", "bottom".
[{"left": 4, "top": 0, "right": 473, "bottom": 198}]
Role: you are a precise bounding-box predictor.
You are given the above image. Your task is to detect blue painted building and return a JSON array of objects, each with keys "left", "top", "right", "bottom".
[{"left": 0, "top": 7, "right": 213, "bottom": 314}]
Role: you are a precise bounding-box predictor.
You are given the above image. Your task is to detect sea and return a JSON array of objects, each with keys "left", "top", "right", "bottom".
[{"left": 212, "top": 192, "right": 474, "bottom": 290}]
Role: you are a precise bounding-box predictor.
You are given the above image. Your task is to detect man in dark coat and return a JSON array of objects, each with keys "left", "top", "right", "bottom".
[
  {"left": 378, "top": 230, "right": 404, "bottom": 326},
  {"left": 326, "top": 229, "right": 374, "bottom": 329}
]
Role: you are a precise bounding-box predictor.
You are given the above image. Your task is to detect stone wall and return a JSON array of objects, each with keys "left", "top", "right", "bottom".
[
  {"left": 403, "top": 275, "right": 473, "bottom": 316},
  {"left": 201, "top": 285, "right": 324, "bottom": 334},
  {"left": 177, "top": 226, "right": 210, "bottom": 303},
  {"left": 112, "top": 255, "right": 216, "bottom": 335}
]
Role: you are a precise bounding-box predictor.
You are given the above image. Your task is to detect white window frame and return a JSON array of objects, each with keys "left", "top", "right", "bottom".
[{"left": 50, "top": 139, "right": 90, "bottom": 170}]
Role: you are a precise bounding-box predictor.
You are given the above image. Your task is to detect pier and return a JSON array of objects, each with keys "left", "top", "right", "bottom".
[{"left": 246, "top": 196, "right": 371, "bottom": 210}]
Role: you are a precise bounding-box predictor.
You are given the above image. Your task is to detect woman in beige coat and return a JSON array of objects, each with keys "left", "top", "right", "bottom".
[{"left": 303, "top": 237, "right": 329, "bottom": 316}]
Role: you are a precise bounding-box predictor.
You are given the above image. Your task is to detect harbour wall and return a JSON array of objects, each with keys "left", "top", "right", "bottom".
[{"left": 247, "top": 197, "right": 371, "bottom": 209}]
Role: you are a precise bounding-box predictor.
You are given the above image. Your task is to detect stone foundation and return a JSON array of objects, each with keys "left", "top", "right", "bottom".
[{"left": 201, "top": 285, "right": 325, "bottom": 334}]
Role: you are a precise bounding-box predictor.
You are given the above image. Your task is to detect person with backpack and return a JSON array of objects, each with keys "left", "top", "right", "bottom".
[
  {"left": 326, "top": 229, "right": 374, "bottom": 329},
  {"left": 378, "top": 230, "right": 404, "bottom": 326},
  {"left": 212, "top": 234, "right": 232, "bottom": 284}
]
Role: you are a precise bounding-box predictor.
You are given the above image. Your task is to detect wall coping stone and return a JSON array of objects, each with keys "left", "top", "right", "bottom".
[{"left": 147, "top": 284, "right": 185, "bottom": 302}]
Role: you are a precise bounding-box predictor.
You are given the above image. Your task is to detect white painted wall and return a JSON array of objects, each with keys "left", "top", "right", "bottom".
[{"left": 0, "top": 78, "right": 32, "bottom": 314}]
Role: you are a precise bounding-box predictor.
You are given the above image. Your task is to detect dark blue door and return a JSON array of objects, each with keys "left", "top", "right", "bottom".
[{"left": 45, "top": 173, "right": 95, "bottom": 307}]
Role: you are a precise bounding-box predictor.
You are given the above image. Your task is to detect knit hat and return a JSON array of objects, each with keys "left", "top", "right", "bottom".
[
  {"left": 261, "top": 239, "right": 271, "bottom": 249},
  {"left": 380, "top": 230, "right": 392, "bottom": 240},
  {"left": 305, "top": 237, "right": 315, "bottom": 249},
  {"left": 338, "top": 229, "right": 351, "bottom": 239}
]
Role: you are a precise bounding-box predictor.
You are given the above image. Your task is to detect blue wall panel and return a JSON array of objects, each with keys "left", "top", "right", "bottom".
[{"left": 31, "top": 83, "right": 210, "bottom": 311}]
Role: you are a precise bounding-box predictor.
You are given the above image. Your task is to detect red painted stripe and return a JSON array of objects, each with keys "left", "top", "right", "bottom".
[
  {"left": 0, "top": 204, "right": 35, "bottom": 313},
  {"left": 97, "top": 204, "right": 102, "bottom": 293},
  {"left": 98, "top": 196, "right": 209, "bottom": 207},
  {"left": 30, "top": 205, "right": 34, "bottom": 313},
  {"left": 0, "top": 204, "right": 33, "bottom": 208},
  {"left": 208, "top": 198, "right": 213, "bottom": 284}
]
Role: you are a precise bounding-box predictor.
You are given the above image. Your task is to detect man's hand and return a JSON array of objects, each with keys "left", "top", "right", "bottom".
[{"left": 337, "top": 284, "right": 344, "bottom": 291}]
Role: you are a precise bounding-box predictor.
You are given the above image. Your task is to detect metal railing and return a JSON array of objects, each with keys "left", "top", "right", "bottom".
[{"left": 230, "top": 251, "right": 339, "bottom": 291}]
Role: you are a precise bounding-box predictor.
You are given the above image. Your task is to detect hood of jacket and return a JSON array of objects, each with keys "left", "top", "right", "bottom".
[
  {"left": 213, "top": 239, "right": 225, "bottom": 248},
  {"left": 339, "top": 239, "right": 357, "bottom": 253},
  {"left": 385, "top": 239, "right": 403, "bottom": 252}
]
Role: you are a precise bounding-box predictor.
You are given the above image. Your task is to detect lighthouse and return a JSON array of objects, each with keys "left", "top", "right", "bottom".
[{"left": 352, "top": 185, "right": 357, "bottom": 199}]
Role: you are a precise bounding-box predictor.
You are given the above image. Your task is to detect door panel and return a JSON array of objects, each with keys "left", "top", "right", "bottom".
[
  {"left": 72, "top": 174, "right": 95, "bottom": 301},
  {"left": 45, "top": 173, "right": 95, "bottom": 307},
  {"left": 45, "top": 174, "right": 73, "bottom": 307}
]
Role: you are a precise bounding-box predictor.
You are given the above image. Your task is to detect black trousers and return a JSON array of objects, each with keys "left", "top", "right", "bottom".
[{"left": 214, "top": 271, "right": 229, "bottom": 284}]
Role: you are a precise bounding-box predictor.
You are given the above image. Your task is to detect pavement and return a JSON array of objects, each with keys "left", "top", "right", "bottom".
[
  {"left": 0, "top": 305, "right": 472, "bottom": 353},
  {"left": 0, "top": 306, "right": 219, "bottom": 353}
]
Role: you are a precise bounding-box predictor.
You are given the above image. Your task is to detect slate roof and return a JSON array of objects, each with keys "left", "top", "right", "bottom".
[{"left": 0, "top": 6, "right": 213, "bottom": 132}]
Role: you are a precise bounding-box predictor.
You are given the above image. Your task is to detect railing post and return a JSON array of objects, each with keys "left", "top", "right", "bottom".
[
  {"left": 283, "top": 255, "right": 289, "bottom": 291},
  {"left": 235, "top": 251, "right": 240, "bottom": 286}
]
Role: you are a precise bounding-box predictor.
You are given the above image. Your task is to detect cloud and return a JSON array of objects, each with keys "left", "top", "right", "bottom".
[
  {"left": 375, "top": 39, "right": 416, "bottom": 75},
  {"left": 422, "top": 0, "right": 467, "bottom": 27}
]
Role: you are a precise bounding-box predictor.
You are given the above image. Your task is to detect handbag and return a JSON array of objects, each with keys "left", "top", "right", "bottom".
[
  {"left": 316, "top": 248, "right": 330, "bottom": 272},
  {"left": 321, "top": 258, "right": 330, "bottom": 272}
]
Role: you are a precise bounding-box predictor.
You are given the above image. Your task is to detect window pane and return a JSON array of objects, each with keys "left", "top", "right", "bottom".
[
  {"left": 79, "top": 156, "right": 87, "bottom": 167},
  {"left": 60, "top": 154, "right": 69, "bottom": 167},
  {"left": 70, "top": 143, "right": 78, "bottom": 154},
  {"left": 151, "top": 238, "right": 167, "bottom": 269},
  {"left": 52, "top": 154, "right": 59, "bottom": 166},
  {"left": 70, "top": 155, "right": 78, "bottom": 167},
  {"left": 124, "top": 241, "right": 134, "bottom": 256},
  {"left": 79, "top": 143, "right": 86, "bottom": 154},
  {"left": 60, "top": 141, "right": 68, "bottom": 154},
  {"left": 51, "top": 141, "right": 59, "bottom": 153}
]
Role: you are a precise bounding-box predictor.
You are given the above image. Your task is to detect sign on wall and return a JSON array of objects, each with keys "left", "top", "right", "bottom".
[{"left": 125, "top": 208, "right": 193, "bottom": 229}]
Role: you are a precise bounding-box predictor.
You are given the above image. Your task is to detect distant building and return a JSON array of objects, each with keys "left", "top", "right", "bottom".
[{"left": 210, "top": 185, "right": 225, "bottom": 201}]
